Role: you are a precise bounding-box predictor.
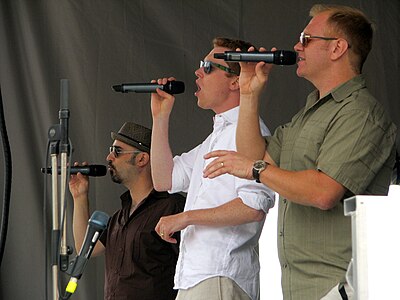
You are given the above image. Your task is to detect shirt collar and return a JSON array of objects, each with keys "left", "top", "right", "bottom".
[
  {"left": 119, "top": 189, "right": 170, "bottom": 223},
  {"left": 120, "top": 189, "right": 170, "bottom": 207},
  {"left": 330, "top": 74, "right": 366, "bottom": 102},
  {"left": 305, "top": 75, "right": 366, "bottom": 110},
  {"left": 213, "top": 106, "right": 239, "bottom": 125}
]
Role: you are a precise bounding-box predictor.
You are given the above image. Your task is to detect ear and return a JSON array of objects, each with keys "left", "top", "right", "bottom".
[
  {"left": 136, "top": 152, "right": 150, "bottom": 167},
  {"left": 331, "top": 38, "right": 350, "bottom": 61},
  {"left": 230, "top": 75, "right": 240, "bottom": 91}
]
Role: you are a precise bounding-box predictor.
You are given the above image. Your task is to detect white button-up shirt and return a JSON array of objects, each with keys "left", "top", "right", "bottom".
[{"left": 170, "top": 106, "right": 275, "bottom": 300}]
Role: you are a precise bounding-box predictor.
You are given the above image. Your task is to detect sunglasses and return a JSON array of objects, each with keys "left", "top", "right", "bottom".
[
  {"left": 299, "top": 32, "right": 338, "bottom": 47},
  {"left": 200, "top": 60, "right": 239, "bottom": 75},
  {"left": 109, "top": 146, "right": 141, "bottom": 158}
]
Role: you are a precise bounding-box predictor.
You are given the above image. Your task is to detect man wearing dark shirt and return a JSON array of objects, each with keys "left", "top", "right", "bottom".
[{"left": 69, "top": 122, "right": 185, "bottom": 299}]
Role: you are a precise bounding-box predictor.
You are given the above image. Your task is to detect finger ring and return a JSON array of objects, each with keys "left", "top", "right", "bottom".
[{"left": 220, "top": 162, "right": 224, "bottom": 167}]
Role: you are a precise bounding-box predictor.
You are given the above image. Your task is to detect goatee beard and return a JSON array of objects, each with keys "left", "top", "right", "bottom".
[
  {"left": 108, "top": 164, "right": 122, "bottom": 184},
  {"left": 110, "top": 173, "right": 122, "bottom": 184}
]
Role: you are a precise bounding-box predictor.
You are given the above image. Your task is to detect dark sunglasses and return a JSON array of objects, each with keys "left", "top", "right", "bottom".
[
  {"left": 299, "top": 31, "right": 338, "bottom": 47},
  {"left": 109, "top": 146, "right": 141, "bottom": 158},
  {"left": 200, "top": 60, "right": 239, "bottom": 75}
]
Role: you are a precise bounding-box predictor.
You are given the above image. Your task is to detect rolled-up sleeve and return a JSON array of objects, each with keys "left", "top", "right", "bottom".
[{"left": 236, "top": 177, "right": 275, "bottom": 213}]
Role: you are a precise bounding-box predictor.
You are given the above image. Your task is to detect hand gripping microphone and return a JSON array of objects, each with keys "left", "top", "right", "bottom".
[
  {"left": 65, "top": 211, "right": 110, "bottom": 294},
  {"left": 112, "top": 81, "right": 185, "bottom": 94},
  {"left": 41, "top": 164, "right": 107, "bottom": 177},
  {"left": 214, "top": 50, "right": 298, "bottom": 65}
]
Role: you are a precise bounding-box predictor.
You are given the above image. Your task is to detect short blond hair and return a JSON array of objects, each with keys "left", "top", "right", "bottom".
[
  {"left": 212, "top": 37, "right": 255, "bottom": 76},
  {"left": 310, "top": 4, "right": 373, "bottom": 73}
]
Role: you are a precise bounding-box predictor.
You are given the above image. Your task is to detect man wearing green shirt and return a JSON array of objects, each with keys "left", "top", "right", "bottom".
[{"left": 203, "top": 4, "right": 397, "bottom": 300}]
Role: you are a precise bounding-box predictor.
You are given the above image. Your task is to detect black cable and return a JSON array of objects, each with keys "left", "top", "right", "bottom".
[
  {"left": 395, "top": 150, "right": 400, "bottom": 185},
  {"left": 44, "top": 140, "right": 50, "bottom": 299},
  {"left": 0, "top": 85, "right": 12, "bottom": 268}
]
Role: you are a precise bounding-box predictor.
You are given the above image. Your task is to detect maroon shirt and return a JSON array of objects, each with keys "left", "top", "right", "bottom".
[{"left": 100, "top": 189, "right": 185, "bottom": 300}]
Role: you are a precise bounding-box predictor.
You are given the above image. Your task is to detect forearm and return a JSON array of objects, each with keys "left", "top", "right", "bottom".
[
  {"left": 72, "top": 196, "right": 106, "bottom": 256},
  {"left": 236, "top": 93, "right": 266, "bottom": 159},
  {"left": 185, "top": 198, "right": 265, "bottom": 227},
  {"left": 72, "top": 195, "right": 90, "bottom": 254},
  {"left": 258, "top": 163, "right": 346, "bottom": 210},
  {"left": 156, "top": 197, "right": 265, "bottom": 243},
  {"left": 150, "top": 116, "right": 174, "bottom": 191}
]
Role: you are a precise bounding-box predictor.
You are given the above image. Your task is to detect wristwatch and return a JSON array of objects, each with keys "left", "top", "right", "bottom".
[{"left": 252, "top": 160, "right": 269, "bottom": 183}]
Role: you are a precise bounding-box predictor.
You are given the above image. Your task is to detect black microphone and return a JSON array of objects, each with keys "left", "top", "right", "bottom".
[
  {"left": 112, "top": 81, "right": 185, "bottom": 94},
  {"left": 41, "top": 165, "right": 107, "bottom": 177},
  {"left": 65, "top": 211, "right": 110, "bottom": 294},
  {"left": 214, "top": 50, "right": 297, "bottom": 65}
]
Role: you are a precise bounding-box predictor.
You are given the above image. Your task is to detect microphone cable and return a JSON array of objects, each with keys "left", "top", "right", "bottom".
[
  {"left": 393, "top": 150, "right": 400, "bottom": 185},
  {"left": 0, "top": 85, "right": 12, "bottom": 269},
  {"left": 43, "top": 139, "right": 51, "bottom": 299}
]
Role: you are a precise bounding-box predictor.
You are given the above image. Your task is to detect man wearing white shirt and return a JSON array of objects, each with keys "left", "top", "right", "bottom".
[{"left": 150, "top": 37, "right": 275, "bottom": 300}]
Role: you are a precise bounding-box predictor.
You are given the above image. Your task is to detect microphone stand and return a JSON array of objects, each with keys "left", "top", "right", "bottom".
[
  {"left": 47, "top": 79, "right": 73, "bottom": 300},
  {"left": 49, "top": 142, "right": 59, "bottom": 300},
  {"left": 58, "top": 79, "right": 71, "bottom": 273}
]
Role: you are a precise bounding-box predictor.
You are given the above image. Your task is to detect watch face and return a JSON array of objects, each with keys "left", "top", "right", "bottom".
[
  {"left": 253, "top": 160, "right": 267, "bottom": 182},
  {"left": 254, "top": 160, "right": 266, "bottom": 170}
]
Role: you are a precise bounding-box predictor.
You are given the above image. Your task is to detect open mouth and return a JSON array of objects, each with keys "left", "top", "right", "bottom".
[{"left": 195, "top": 81, "right": 201, "bottom": 95}]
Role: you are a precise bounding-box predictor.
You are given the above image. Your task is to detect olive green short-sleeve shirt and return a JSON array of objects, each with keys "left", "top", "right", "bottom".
[{"left": 266, "top": 75, "right": 397, "bottom": 299}]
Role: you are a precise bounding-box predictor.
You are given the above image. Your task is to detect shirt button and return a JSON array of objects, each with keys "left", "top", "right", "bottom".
[
  {"left": 283, "top": 199, "right": 287, "bottom": 204},
  {"left": 283, "top": 264, "right": 288, "bottom": 268},
  {"left": 279, "top": 231, "right": 283, "bottom": 236}
]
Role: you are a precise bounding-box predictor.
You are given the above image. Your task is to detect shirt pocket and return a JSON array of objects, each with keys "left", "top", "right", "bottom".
[{"left": 282, "top": 118, "right": 328, "bottom": 170}]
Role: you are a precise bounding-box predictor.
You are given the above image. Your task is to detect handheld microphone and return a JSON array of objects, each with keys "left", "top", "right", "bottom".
[
  {"left": 214, "top": 50, "right": 297, "bottom": 65},
  {"left": 112, "top": 81, "right": 185, "bottom": 94},
  {"left": 41, "top": 165, "right": 107, "bottom": 177},
  {"left": 65, "top": 211, "right": 110, "bottom": 294}
]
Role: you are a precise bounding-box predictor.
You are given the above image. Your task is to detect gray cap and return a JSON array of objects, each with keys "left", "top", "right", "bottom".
[{"left": 111, "top": 122, "right": 151, "bottom": 153}]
